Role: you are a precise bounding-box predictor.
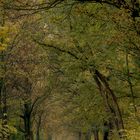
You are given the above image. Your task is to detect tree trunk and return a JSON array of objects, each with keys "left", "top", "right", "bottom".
[
  {"left": 36, "top": 127, "right": 40, "bottom": 140},
  {"left": 96, "top": 70, "right": 124, "bottom": 129},
  {"left": 103, "top": 122, "right": 111, "bottom": 140},
  {"left": 78, "top": 131, "right": 82, "bottom": 140},
  {"left": 24, "top": 116, "right": 33, "bottom": 140},
  {"left": 90, "top": 68, "right": 124, "bottom": 138},
  {"left": 93, "top": 130, "right": 99, "bottom": 140},
  {"left": 36, "top": 113, "right": 42, "bottom": 140},
  {"left": 85, "top": 130, "right": 91, "bottom": 140},
  {"left": 103, "top": 132, "right": 109, "bottom": 140},
  {"left": 24, "top": 103, "right": 33, "bottom": 140}
]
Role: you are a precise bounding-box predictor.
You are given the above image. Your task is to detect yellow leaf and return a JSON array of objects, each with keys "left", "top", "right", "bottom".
[{"left": 0, "top": 46, "right": 5, "bottom": 51}]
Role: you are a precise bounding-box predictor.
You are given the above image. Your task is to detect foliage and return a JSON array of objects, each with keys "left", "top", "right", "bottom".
[{"left": 0, "top": 0, "right": 140, "bottom": 140}]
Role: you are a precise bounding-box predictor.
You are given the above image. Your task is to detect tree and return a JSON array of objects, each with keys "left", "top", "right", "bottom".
[
  {"left": 32, "top": 1, "right": 140, "bottom": 139},
  {"left": 0, "top": 0, "right": 139, "bottom": 140}
]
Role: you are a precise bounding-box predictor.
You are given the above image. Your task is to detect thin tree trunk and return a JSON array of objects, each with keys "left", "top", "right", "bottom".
[
  {"left": 36, "top": 113, "right": 42, "bottom": 140},
  {"left": 93, "top": 72, "right": 116, "bottom": 127},
  {"left": 78, "top": 131, "right": 82, "bottom": 140},
  {"left": 85, "top": 131, "right": 91, "bottom": 140},
  {"left": 36, "top": 127, "right": 40, "bottom": 140},
  {"left": 93, "top": 129, "right": 99, "bottom": 140},
  {"left": 90, "top": 68, "right": 124, "bottom": 138},
  {"left": 103, "top": 122, "right": 111, "bottom": 140},
  {"left": 103, "top": 132, "right": 109, "bottom": 140},
  {"left": 24, "top": 103, "right": 33, "bottom": 140},
  {"left": 125, "top": 52, "right": 137, "bottom": 115},
  {"left": 95, "top": 69, "right": 124, "bottom": 130}
]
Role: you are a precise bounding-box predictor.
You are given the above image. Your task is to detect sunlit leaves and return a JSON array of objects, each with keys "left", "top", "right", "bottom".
[{"left": 0, "top": 26, "right": 10, "bottom": 51}]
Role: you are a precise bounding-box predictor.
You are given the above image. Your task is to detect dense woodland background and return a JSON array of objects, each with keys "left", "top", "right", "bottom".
[{"left": 0, "top": 0, "right": 140, "bottom": 140}]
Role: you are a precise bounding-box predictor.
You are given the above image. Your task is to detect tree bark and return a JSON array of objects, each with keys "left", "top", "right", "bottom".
[
  {"left": 90, "top": 68, "right": 124, "bottom": 138},
  {"left": 36, "top": 113, "right": 42, "bottom": 140},
  {"left": 95, "top": 70, "right": 124, "bottom": 130},
  {"left": 93, "top": 130, "right": 99, "bottom": 140},
  {"left": 23, "top": 103, "right": 33, "bottom": 140}
]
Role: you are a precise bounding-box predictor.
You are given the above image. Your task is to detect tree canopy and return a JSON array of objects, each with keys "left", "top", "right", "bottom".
[{"left": 0, "top": 0, "right": 140, "bottom": 140}]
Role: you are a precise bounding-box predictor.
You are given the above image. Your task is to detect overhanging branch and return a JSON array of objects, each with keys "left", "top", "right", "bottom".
[{"left": 33, "top": 39, "right": 79, "bottom": 60}]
